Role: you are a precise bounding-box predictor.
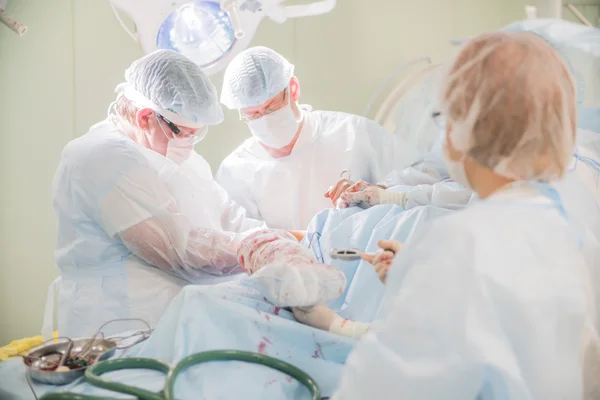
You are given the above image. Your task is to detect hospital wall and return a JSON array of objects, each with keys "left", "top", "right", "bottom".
[{"left": 0, "top": 0, "right": 529, "bottom": 344}]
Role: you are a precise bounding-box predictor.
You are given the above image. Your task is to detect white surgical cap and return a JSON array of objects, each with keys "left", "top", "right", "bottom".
[
  {"left": 440, "top": 31, "right": 576, "bottom": 181},
  {"left": 118, "top": 49, "right": 224, "bottom": 127},
  {"left": 220, "top": 46, "right": 295, "bottom": 110}
]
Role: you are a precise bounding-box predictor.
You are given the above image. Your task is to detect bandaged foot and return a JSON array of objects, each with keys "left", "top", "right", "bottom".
[
  {"left": 237, "top": 229, "right": 346, "bottom": 307},
  {"left": 293, "top": 305, "right": 370, "bottom": 339}
]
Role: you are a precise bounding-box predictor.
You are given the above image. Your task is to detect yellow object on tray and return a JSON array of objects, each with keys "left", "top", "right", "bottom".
[{"left": 0, "top": 331, "right": 59, "bottom": 362}]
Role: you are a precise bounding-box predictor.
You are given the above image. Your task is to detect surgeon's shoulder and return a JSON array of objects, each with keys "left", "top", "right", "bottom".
[
  {"left": 405, "top": 206, "right": 482, "bottom": 257},
  {"left": 313, "top": 110, "right": 391, "bottom": 139},
  {"left": 61, "top": 121, "right": 150, "bottom": 177},
  {"left": 312, "top": 110, "right": 372, "bottom": 129}
]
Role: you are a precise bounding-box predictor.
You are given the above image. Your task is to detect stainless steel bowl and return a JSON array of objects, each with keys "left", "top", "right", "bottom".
[{"left": 23, "top": 337, "right": 117, "bottom": 385}]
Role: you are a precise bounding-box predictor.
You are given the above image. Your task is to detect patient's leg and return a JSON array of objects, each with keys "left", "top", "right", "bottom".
[{"left": 237, "top": 229, "right": 346, "bottom": 307}]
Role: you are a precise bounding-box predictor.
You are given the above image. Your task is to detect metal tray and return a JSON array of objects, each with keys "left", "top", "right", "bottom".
[{"left": 23, "top": 337, "right": 117, "bottom": 385}]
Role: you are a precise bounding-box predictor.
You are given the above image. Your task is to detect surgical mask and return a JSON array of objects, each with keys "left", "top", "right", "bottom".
[
  {"left": 157, "top": 114, "right": 208, "bottom": 164},
  {"left": 442, "top": 143, "right": 471, "bottom": 189},
  {"left": 246, "top": 103, "right": 301, "bottom": 149}
]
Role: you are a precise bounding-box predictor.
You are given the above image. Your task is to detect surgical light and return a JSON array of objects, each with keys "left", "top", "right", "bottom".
[{"left": 109, "top": 0, "right": 336, "bottom": 76}]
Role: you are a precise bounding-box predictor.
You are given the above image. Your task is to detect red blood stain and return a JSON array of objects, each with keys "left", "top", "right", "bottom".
[
  {"left": 313, "top": 343, "right": 325, "bottom": 360},
  {"left": 273, "top": 307, "right": 281, "bottom": 316},
  {"left": 265, "top": 379, "right": 277, "bottom": 387},
  {"left": 262, "top": 337, "right": 273, "bottom": 345},
  {"left": 264, "top": 314, "right": 270, "bottom": 321},
  {"left": 258, "top": 342, "right": 268, "bottom": 354},
  {"left": 285, "top": 377, "right": 293, "bottom": 383}
]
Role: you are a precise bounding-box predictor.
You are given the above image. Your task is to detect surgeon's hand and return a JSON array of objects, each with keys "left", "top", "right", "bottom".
[
  {"left": 325, "top": 178, "right": 355, "bottom": 206},
  {"left": 339, "top": 181, "right": 384, "bottom": 209},
  {"left": 362, "top": 240, "right": 404, "bottom": 284},
  {"left": 292, "top": 305, "right": 340, "bottom": 331}
]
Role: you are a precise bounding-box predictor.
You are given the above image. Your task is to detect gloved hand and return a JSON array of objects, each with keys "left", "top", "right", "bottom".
[
  {"left": 293, "top": 305, "right": 371, "bottom": 339},
  {"left": 339, "top": 181, "right": 408, "bottom": 209},
  {"left": 292, "top": 305, "right": 340, "bottom": 331},
  {"left": 237, "top": 229, "right": 346, "bottom": 307},
  {"left": 325, "top": 178, "right": 355, "bottom": 206},
  {"left": 362, "top": 240, "right": 404, "bottom": 284},
  {"left": 338, "top": 181, "right": 381, "bottom": 208}
]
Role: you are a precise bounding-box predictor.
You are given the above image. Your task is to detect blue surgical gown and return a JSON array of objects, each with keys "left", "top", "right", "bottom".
[{"left": 334, "top": 184, "right": 590, "bottom": 400}]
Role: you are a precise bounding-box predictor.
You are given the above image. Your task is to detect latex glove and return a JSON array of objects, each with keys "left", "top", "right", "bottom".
[
  {"left": 340, "top": 182, "right": 408, "bottom": 209},
  {"left": 325, "top": 178, "right": 355, "bottom": 206},
  {"left": 338, "top": 181, "right": 380, "bottom": 208},
  {"left": 293, "top": 305, "right": 339, "bottom": 331},
  {"left": 293, "top": 306, "right": 371, "bottom": 339},
  {"left": 362, "top": 240, "right": 404, "bottom": 284}
]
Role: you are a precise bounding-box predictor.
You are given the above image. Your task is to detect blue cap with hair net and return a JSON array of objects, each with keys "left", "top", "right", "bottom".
[
  {"left": 220, "top": 46, "right": 295, "bottom": 110},
  {"left": 120, "top": 49, "right": 224, "bottom": 127}
]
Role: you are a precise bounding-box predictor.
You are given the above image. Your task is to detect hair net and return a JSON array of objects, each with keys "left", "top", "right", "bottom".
[
  {"left": 440, "top": 31, "right": 577, "bottom": 181},
  {"left": 502, "top": 19, "right": 600, "bottom": 133},
  {"left": 221, "top": 46, "right": 295, "bottom": 110},
  {"left": 118, "top": 49, "right": 224, "bottom": 127}
]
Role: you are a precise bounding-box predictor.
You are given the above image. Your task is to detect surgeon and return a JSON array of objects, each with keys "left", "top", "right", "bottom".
[
  {"left": 305, "top": 32, "right": 599, "bottom": 399},
  {"left": 48, "top": 50, "right": 270, "bottom": 338},
  {"left": 216, "top": 46, "right": 420, "bottom": 230}
]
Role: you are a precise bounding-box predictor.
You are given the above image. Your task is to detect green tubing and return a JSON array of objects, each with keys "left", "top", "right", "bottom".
[
  {"left": 39, "top": 350, "right": 321, "bottom": 400},
  {"left": 164, "top": 350, "right": 321, "bottom": 400},
  {"left": 40, "top": 394, "right": 117, "bottom": 400},
  {"left": 85, "top": 357, "right": 169, "bottom": 400}
]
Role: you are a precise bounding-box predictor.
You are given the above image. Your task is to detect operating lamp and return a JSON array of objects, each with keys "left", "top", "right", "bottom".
[{"left": 109, "top": 0, "right": 336, "bottom": 76}]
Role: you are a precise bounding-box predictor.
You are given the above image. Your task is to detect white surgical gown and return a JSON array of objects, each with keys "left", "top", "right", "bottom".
[
  {"left": 216, "top": 109, "right": 420, "bottom": 230},
  {"left": 379, "top": 151, "right": 475, "bottom": 210},
  {"left": 334, "top": 184, "right": 593, "bottom": 400},
  {"left": 574, "top": 129, "right": 600, "bottom": 206},
  {"left": 48, "top": 119, "right": 265, "bottom": 338}
]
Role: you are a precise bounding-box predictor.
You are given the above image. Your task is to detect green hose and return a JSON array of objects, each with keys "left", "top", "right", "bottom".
[
  {"left": 86, "top": 357, "right": 170, "bottom": 400},
  {"left": 164, "top": 350, "right": 321, "bottom": 400},
  {"left": 39, "top": 350, "right": 321, "bottom": 400}
]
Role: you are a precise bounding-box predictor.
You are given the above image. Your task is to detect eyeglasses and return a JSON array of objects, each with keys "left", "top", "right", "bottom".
[
  {"left": 431, "top": 111, "right": 446, "bottom": 129},
  {"left": 240, "top": 89, "right": 289, "bottom": 122},
  {"left": 157, "top": 114, "right": 180, "bottom": 135}
]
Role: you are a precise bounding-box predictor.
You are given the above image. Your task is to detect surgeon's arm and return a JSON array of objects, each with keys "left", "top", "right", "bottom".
[
  {"left": 118, "top": 214, "right": 244, "bottom": 279},
  {"left": 340, "top": 180, "right": 473, "bottom": 210},
  {"left": 217, "top": 185, "right": 267, "bottom": 233},
  {"left": 387, "top": 181, "right": 473, "bottom": 210},
  {"left": 100, "top": 164, "right": 249, "bottom": 281},
  {"left": 332, "top": 226, "right": 484, "bottom": 400},
  {"left": 292, "top": 306, "right": 371, "bottom": 339}
]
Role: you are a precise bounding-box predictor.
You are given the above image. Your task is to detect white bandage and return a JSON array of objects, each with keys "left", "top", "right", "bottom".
[
  {"left": 329, "top": 316, "right": 370, "bottom": 339},
  {"left": 377, "top": 189, "right": 408, "bottom": 208}
]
